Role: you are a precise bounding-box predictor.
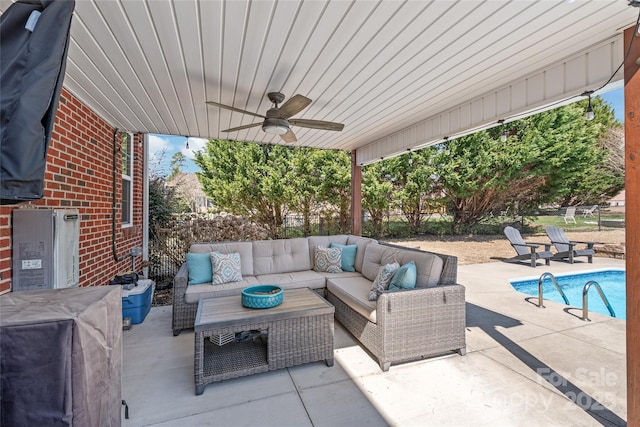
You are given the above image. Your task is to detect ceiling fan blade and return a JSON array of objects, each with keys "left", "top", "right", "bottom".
[
  {"left": 288, "top": 119, "right": 344, "bottom": 131},
  {"left": 206, "top": 101, "right": 266, "bottom": 119},
  {"left": 280, "top": 129, "right": 297, "bottom": 143},
  {"left": 277, "top": 94, "right": 311, "bottom": 119},
  {"left": 222, "top": 122, "right": 263, "bottom": 132}
]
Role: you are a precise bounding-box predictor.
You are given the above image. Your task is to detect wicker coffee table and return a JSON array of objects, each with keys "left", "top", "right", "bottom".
[{"left": 194, "top": 287, "right": 334, "bottom": 395}]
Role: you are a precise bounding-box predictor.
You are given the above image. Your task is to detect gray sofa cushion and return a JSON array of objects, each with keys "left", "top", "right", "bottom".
[
  {"left": 362, "top": 244, "right": 389, "bottom": 281},
  {"left": 327, "top": 276, "right": 377, "bottom": 323},
  {"left": 253, "top": 238, "right": 311, "bottom": 275},
  {"left": 190, "top": 242, "right": 254, "bottom": 277},
  {"left": 184, "top": 276, "right": 260, "bottom": 303},
  {"left": 395, "top": 249, "right": 444, "bottom": 288},
  {"left": 347, "top": 235, "right": 377, "bottom": 272},
  {"left": 256, "top": 270, "right": 326, "bottom": 290},
  {"left": 362, "top": 244, "right": 444, "bottom": 288}
]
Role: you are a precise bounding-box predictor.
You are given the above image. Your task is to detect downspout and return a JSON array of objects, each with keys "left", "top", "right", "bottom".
[
  {"left": 142, "top": 134, "right": 149, "bottom": 278},
  {"left": 112, "top": 129, "right": 127, "bottom": 263}
]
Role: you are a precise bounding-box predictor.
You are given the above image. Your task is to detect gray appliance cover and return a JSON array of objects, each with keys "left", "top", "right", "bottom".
[
  {"left": 0, "top": 0, "right": 75, "bottom": 204},
  {"left": 0, "top": 286, "right": 122, "bottom": 426}
]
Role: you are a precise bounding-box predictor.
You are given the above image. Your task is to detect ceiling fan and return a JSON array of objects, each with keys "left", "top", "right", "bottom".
[{"left": 206, "top": 92, "right": 344, "bottom": 143}]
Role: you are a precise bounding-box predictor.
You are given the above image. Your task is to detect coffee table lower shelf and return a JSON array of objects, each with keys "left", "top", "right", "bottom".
[{"left": 201, "top": 338, "right": 269, "bottom": 382}]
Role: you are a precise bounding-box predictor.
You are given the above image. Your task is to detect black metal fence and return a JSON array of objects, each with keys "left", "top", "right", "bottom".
[
  {"left": 280, "top": 214, "right": 350, "bottom": 238},
  {"left": 147, "top": 227, "right": 190, "bottom": 290}
]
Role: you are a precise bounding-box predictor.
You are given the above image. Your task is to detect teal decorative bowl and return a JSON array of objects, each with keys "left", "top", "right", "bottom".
[{"left": 242, "top": 285, "right": 283, "bottom": 309}]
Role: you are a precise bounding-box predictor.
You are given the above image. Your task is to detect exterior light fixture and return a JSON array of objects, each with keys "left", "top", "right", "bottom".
[
  {"left": 185, "top": 136, "right": 190, "bottom": 149},
  {"left": 585, "top": 95, "right": 595, "bottom": 121},
  {"left": 496, "top": 120, "right": 508, "bottom": 142},
  {"left": 498, "top": 120, "right": 508, "bottom": 142}
]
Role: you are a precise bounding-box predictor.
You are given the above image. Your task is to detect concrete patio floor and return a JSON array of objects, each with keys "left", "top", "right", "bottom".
[{"left": 122, "top": 258, "right": 627, "bottom": 426}]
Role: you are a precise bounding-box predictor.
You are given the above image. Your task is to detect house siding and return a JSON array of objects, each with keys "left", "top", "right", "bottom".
[{"left": 0, "top": 88, "right": 145, "bottom": 293}]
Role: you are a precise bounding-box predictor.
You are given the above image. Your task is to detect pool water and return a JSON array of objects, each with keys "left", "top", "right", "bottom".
[{"left": 509, "top": 269, "right": 626, "bottom": 319}]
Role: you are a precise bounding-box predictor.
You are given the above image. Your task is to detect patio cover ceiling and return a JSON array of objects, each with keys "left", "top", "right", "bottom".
[{"left": 2, "top": 0, "right": 637, "bottom": 165}]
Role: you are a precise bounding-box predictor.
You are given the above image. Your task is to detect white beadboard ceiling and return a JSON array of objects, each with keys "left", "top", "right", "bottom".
[{"left": 2, "top": 0, "right": 638, "bottom": 164}]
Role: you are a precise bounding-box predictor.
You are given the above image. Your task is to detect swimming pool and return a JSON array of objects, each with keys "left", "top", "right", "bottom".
[{"left": 509, "top": 269, "right": 626, "bottom": 320}]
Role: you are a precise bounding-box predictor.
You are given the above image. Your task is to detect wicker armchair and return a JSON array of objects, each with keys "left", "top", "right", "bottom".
[{"left": 172, "top": 263, "right": 197, "bottom": 336}]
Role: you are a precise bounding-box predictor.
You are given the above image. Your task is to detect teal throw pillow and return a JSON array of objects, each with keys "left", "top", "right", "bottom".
[
  {"left": 330, "top": 243, "right": 357, "bottom": 272},
  {"left": 186, "top": 252, "right": 213, "bottom": 285},
  {"left": 389, "top": 261, "right": 417, "bottom": 290}
]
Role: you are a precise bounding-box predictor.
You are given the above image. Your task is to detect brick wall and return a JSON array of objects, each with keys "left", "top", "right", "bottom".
[{"left": 0, "top": 88, "right": 145, "bottom": 293}]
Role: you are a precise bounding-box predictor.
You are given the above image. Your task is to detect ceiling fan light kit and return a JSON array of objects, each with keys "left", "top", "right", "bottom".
[
  {"left": 262, "top": 118, "right": 290, "bottom": 135},
  {"left": 206, "top": 92, "right": 344, "bottom": 143}
]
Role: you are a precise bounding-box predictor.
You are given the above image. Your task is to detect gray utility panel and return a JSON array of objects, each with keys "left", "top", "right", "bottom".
[{"left": 12, "top": 208, "right": 80, "bottom": 291}]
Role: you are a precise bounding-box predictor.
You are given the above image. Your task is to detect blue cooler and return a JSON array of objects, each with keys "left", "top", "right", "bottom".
[{"left": 122, "top": 279, "right": 154, "bottom": 324}]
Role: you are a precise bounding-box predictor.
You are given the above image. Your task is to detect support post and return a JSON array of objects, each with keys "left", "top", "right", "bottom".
[
  {"left": 351, "top": 150, "right": 362, "bottom": 236},
  {"left": 624, "top": 23, "right": 640, "bottom": 426}
]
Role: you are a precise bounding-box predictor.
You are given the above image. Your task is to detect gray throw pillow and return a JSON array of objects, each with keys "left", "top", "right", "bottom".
[
  {"left": 314, "top": 246, "right": 343, "bottom": 273},
  {"left": 210, "top": 252, "right": 243, "bottom": 285},
  {"left": 368, "top": 262, "right": 400, "bottom": 301}
]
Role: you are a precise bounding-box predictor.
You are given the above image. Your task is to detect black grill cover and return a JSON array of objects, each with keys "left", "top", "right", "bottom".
[{"left": 0, "top": 0, "right": 75, "bottom": 204}]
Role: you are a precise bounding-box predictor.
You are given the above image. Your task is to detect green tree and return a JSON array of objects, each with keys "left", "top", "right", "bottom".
[
  {"left": 290, "top": 148, "right": 320, "bottom": 236},
  {"left": 362, "top": 162, "right": 393, "bottom": 237},
  {"left": 194, "top": 140, "right": 294, "bottom": 238},
  {"left": 434, "top": 131, "right": 532, "bottom": 233},
  {"left": 383, "top": 151, "right": 441, "bottom": 234},
  {"left": 432, "top": 98, "right": 622, "bottom": 233},
  {"left": 148, "top": 148, "right": 184, "bottom": 226},
  {"left": 288, "top": 148, "right": 352, "bottom": 236},
  {"left": 560, "top": 97, "right": 624, "bottom": 205},
  {"left": 168, "top": 151, "right": 187, "bottom": 180},
  {"left": 314, "top": 150, "right": 352, "bottom": 233}
]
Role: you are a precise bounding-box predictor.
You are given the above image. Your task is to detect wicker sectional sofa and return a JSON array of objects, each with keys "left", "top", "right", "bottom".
[{"left": 172, "top": 235, "right": 466, "bottom": 371}]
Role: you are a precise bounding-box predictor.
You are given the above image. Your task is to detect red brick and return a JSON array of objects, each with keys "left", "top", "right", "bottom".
[{"left": 0, "top": 89, "right": 145, "bottom": 291}]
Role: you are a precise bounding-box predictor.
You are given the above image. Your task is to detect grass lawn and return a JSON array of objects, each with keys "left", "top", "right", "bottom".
[{"left": 528, "top": 212, "right": 624, "bottom": 233}]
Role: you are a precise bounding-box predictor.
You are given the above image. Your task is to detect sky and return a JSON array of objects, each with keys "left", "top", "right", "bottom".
[
  {"left": 147, "top": 134, "right": 208, "bottom": 175},
  {"left": 148, "top": 87, "right": 625, "bottom": 176},
  {"left": 600, "top": 86, "right": 625, "bottom": 123}
]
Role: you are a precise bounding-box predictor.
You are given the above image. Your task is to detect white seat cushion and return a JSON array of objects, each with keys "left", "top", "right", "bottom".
[
  {"left": 315, "top": 271, "right": 362, "bottom": 280},
  {"left": 327, "top": 276, "right": 377, "bottom": 323},
  {"left": 185, "top": 276, "right": 260, "bottom": 303},
  {"left": 256, "top": 270, "right": 325, "bottom": 290}
]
